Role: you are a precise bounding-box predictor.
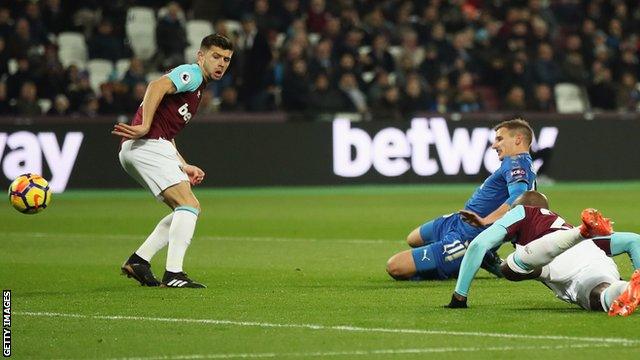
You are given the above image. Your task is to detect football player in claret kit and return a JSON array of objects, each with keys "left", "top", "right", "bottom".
[
  {"left": 112, "top": 34, "right": 233, "bottom": 288},
  {"left": 446, "top": 191, "right": 640, "bottom": 316},
  {"left": 386, "top": 118, "right": 537, "bottom": 281}
]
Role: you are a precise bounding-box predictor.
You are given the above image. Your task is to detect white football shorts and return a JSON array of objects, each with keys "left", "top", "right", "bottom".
[
  {"left": 119, "top": 138, "right": 189, "bottom": 200},
  {"left": 539, "top": 241, "right": 620, "bottom": 310}
]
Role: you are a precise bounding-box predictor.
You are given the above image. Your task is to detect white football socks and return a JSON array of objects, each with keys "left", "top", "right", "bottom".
[
  {"left": 165, "top": 206, "right": 199, "bottom": 273},
  {"left": 517, "top": 228, "right": 584, "bottom": 268},
  {"left": 135, "top": 213, "right": 173, "bottom": 262}
]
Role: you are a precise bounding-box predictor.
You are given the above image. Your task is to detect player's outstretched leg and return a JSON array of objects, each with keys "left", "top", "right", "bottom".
[
  {"left": 580, "top": 208, "right": 613, "bottom": 238},
  {"left": 121, "top": 253, "right": 161, "bottom": 287},
  {"left": 608, "top": 269, "right": 640, "bottom": 316}
]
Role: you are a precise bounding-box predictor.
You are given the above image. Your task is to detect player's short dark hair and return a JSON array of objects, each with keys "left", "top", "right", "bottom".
[
  {"left": 200, "top": 34, "right": 233, "bottom": 51},
  {"left": 513, "top": 191, "right": 549, "bottom": 209},
  {"left": 493, "top": 117, "right": 534, "bottom": 146}
]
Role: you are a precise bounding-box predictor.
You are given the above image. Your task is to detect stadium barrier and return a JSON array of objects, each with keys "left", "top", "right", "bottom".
[{"left": 1, "top": 114, "right": 639, "bottom": 191}]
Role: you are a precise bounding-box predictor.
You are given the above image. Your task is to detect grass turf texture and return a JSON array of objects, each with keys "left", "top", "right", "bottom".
[{"left": 1, "top": 182, "right": 639, "bottom": 359}]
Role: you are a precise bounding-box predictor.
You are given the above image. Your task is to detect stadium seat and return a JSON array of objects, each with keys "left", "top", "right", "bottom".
[
  {"left": 115, "top": 58, "right": 131, "bottom": 78},
  {"left": 37, "top": 98, "right": 51, "bottom": 114},
  {"left": 358, "top": 46, "right": 371, "bottom": 56},
  {"left": 186, "top": 20, "right": 213, "bottom": 48},
  {"left": 126, "top": 7, "right": 155, "bottom": 24},
  {"left": 7, "top": 58, "right": 17, "bottom": 74},
  {"left": 554, "top": 83, "right": 589, "bottom": 113},
  {"left": 57, "top": 32, "right": 88, "bottom": 68},
  {"left": 87, "top": 59, "right": 114, "bottom": 92},
  {"left": 222, "top": 20, "right": 241, "bottom": 36},
  {"left": 388, "top": 46, "right": 402, "bottom": 61},
  {"left": 308, "top": 33, "right": 321, "bottom": 46},
  {"left": 184, "top": 45, "right": 199, "bottom": 63},
  {"left": 126, "top": 22, "right": 156, "bottom": 61}
]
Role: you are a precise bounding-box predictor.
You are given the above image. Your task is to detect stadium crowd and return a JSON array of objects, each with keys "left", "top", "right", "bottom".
[{"left": 1, "top": 0, "right": 639, "bottom": 120}]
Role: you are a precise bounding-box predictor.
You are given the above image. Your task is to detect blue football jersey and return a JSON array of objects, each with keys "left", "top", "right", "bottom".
[{"left": 463, "top": 153, "right": 536, "bottom": 217}]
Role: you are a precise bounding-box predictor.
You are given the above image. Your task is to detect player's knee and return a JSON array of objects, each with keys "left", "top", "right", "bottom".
[
  {"left": 386, "top": 253, "right": 413, "bottom": 280},
  {"left": 406, "top": 229, "right": 424, "bottom": 248}
]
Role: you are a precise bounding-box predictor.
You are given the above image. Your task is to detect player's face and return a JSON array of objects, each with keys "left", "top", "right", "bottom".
[
  {"left": 198, "top": 46, "right": 233, "bottom": 81},
  {"left": 492, "top": 128, "right": 519, "bottom": 160}
]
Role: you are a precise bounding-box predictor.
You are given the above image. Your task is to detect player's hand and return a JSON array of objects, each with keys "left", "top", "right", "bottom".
[
  {"left": 111, "top": 123, "right": 150, "bottom": 139},
  {"left": 183, "top": 164, "right": 205, "bottom": 185},
  {"left": 459, "top": 209, "right": 485, "bottom": 227},
  {"left": 445, "top": 292, "right": 468, "bottom": 309}
]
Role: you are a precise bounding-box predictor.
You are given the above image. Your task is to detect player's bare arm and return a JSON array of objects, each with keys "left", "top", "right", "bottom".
[
  {"left": 111, "top": 76, "right": 177, "bottom": 139},
  {"left": 460, "top": 203, "right": 511, "bottom": 227},
  {"left": 171, "top": 139, "right": 205, "bottom": 185}
]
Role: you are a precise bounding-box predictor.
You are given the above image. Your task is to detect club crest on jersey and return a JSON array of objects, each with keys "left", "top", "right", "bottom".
[
  {"left": 197, "top": 90, "right": 201, "bottom": 98},
  {"left": 180, "top": 72, "right": 191, "bottom": 84}
]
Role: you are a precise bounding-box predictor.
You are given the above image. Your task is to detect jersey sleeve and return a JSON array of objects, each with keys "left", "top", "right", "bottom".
[
  {"left": 495, "top": 205, "right": 526, "bottom": 239},
  {"left": 167, "top": 64, "right": 203, "bottom": 93},
  {"left": 502, "top": 156, "right": 530, "bottom": 185}
]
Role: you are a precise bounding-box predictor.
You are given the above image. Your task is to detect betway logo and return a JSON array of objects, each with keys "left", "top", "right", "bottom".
[
  {"left": 332, "top": 118, "right": 558, "bottom": 177},
  {"left": 0, "top": 131, "right": 84, "bottom": 192}
]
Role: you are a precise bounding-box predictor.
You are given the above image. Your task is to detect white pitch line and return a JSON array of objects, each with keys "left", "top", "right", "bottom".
[
  {"left": 105, "top": 343, "right": 618, "bottom": 360},
  {"left": 16, "top": 311, "right": 640, "bottom": 346},
  {"left": 2, "top": 232, "right": 396, "bottom": 244}
]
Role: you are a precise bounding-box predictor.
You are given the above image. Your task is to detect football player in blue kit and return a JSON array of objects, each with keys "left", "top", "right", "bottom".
[{"left": 386, "top": 118, "right": 537, "bottom": 280}]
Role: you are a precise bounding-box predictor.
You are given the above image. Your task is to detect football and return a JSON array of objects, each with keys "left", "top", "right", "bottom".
[{"left": 8, "top": 173, "right": 52, "bottom": 214}]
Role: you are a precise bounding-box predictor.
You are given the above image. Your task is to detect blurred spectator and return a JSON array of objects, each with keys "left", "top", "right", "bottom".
[
  {"left": 455, "top": 89, "right": 482, "bottom": 112},
  {"left": 155, "top": 1, "right": 188, "bottom": 70},
  {"left": 24, "top": 1, "right": 49, "bottom": 45},
  {"left": 253, "top": 0, "right": 278, "bottom": 32},
  {"left": 306, "top": 0, "right": 329, "bottom": 33},
  {"left": 80, "top": 95, "right": 99, "bottom": 117},
  {"left": 0, "top": 81, "right": 11, "bottom": 114},
  {"left": 15, "top": 81, "right": 41, "bottom": 116},
  {"left": 42, "top": 0, "right": 67, "bottom": 35},
  {"left": 532, "top": 42, "right": 561, "bottom": 86},
  {"left": 219, "top": 87, "right": 241, "bottom": 111},
  {"left": 308, "top": 38, "right": 335, "bottom": 78},
  {"left": 362, "top": 33, "right": 394, "bottom": 73},
  {"left": 6, "top": 58, "right": 35, "bottom": 100},
  {"left": 47, "top": 93, "right": 70, "bottom": 115},
  {"left": 282, "top": 58, "right": 310, "bottom": 111},
  {"left": 88, "top": 20, "right": 130, "bottom": 61},
  {"left": 67, "top": 69, "right": 95, "bottom": 112},
  {"left": 0, "top": 7, "right": 13, "bottom": 39},
  {"left": 274, "top": 0, "right": 302, "bottom": 33},
  {"left": 0, "top": 36, "right": 8, "bottom": 76},
  {"left": 503, "top": 86, "right": 527, "bottom": 111},
  {"left": 122, "top": 81, "right": 146, "bottom": 113},
  {"left": 561, "top": 52, "right": 588, "bottom": 85},
  {"left": 371, "top": 85, "right": 402, "bottom": 121},
  {"left": 7, "top": 18, "right": 39, "bottom": 59},
  {"left": 121, "top": 58, "right": 147, "bottom": 90},
  {"left": 37, "top": 44, "right": 67, "bottom": 99},
  {"left": 338, "top": 72, "right": 368, "bottom": 117},
  {"left": 308, "top": 72, "right": 345, "bottom": 115},
  {"left": 616, "top": 72, "right": 640, "bottom": 111},
  {"left": 237, "top": 14, "right": 272, "bottom": 111},
  {"left": 198, "top": 89, "right": 217, "bottom": 114},
  {"left": 98, "top": 82, "right": 125, "bottom": 115},
  {"left": 588, "top": 65, "right": 616, "bottom": 110},
  {"left": 530, "top": 84, "right": 555, "bottom": 112},
  {"left": 399, "top": 74, "right": 430, "bottom": 117}
]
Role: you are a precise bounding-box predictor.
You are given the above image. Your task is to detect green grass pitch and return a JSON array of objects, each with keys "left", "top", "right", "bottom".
[{"left": 1, "top": 182, "right": 639, "bottom": 359}]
